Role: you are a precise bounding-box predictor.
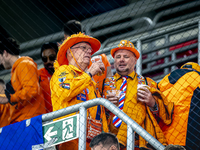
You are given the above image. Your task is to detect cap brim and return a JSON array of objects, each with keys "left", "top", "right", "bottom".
[
  {"left": 111, "top": 47, "right": 140, "bottom": 59},
  {"left": 57, "top": 37, "right": 101, "bottom": 66}
]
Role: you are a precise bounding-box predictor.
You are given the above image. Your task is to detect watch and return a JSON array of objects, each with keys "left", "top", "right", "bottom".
[{"left": 85, "top": 71, "right": 93, "bottom": 78}]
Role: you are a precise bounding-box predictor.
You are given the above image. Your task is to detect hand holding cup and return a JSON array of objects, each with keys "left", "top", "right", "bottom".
[
  {"left": 90, "top": 55, "right": 105, "bottom": 76},
  {"left": 137, "top": 84, "right": 155, "bottom": 107},
  {"left": 106, "top": 90, "right": 120, "bottom": 106}
]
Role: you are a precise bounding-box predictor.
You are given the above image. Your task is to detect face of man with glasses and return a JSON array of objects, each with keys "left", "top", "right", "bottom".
[
  {"left": 69, "top": 42, "right": 93, "bottom": 67},
  {"left": 42, "top": 48, "right": 57, "bottom": 75}
]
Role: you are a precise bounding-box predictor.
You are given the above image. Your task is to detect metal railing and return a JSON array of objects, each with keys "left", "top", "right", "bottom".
[
  {"left": 42, "top": 98, "right": 165, "bottom": 150},
  {"left": 82, "top": 0, "right": 183, "bottom": 35},
  {"left": 96, "top": 21, "right": 199, "bottom": 81}
]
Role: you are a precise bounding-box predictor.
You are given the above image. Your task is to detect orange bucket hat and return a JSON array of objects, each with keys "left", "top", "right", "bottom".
[
  {"left": 57, "top": 32, "right": 101, "bottom": 65},
  {"left": 181, "top": 62, "right": 200, "bottom": 72},
  {"left": 110, "top": 40, "right": 140, "bottom": 59}
]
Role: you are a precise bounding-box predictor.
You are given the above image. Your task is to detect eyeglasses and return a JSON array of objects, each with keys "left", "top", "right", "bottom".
[
  {"left": 71, "top": 46, "right": 93, "bottom": 53},
  {"left": 42, "top": 55, "right": 56, "bottom": 63}
]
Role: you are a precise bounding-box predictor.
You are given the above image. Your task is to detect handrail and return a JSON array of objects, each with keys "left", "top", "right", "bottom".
[
  {"left": 18, "top": 0, "right": 182, "bottom": 51},
  {"left": 143, "top": 43, "right": 198, "bottom": 64},
  {"left": 85, "top": 1, "right": 200, "bottom": 38},
  {"left": 90, "top": 17, "right": 153, "bottom": 38},
  {"left": 93, "top": 21, "right": 198, "bottom": 56},
  {"left": 142, "top": 54, "right": 197, "bottom": 74},
  {"left": 101, "top": 14, "right": 200, "bottom": 49},
  {"left": 152, "top": 1, "right": 200, "bottom": 25},
  {"left": 42, "top": 98, "right": 165, "bottom": 150},
  {"left": 82, "top": 0, "right": 182, "bottom": 33}
]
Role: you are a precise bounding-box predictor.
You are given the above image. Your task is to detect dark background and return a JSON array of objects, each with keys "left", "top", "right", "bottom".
[
  {"left": 1, "top": 0, "right": 199, "bottom": 43},
  {"left": 0, "top": 0, "right": 129, "bottom": 43}
]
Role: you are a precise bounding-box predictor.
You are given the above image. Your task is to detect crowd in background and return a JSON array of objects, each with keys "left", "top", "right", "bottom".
[{"left": 0, "top": 20, "right": 199, "bottom": 150}]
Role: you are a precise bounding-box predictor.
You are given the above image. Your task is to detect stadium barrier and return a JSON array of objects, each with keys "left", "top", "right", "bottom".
[{"left": 33, "top": 98, "right": 165, "bottom": 150}]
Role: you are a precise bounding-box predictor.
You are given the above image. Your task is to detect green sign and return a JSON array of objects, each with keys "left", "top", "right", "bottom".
[{"left": 43, "top": 114, "right": 79, "bottom": 147}]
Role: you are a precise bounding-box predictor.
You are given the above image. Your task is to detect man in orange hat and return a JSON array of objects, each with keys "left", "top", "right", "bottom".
[
  {"left": 50, "top": 33, "right": 109, "bottom": 150},
  {"left": 158, "top": 62, "right": 200, "bottom": 150},
  {"left": 61, "top": 20, "right": 112, "bottom": 95},
  {"left": 102, "top": 40, "right": 174, "bottom": 149}
]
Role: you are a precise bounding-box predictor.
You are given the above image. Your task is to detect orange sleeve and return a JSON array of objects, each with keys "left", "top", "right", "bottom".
[
  {"left": 93, "top": 54, "right": 111, "bottom": 94},
  {"left": 101, "top": 54, "right": 111, "bottom": 67},
  {"left": 0, "top": 104, "right": 10, "bottom": 127},
  {"left": 10, "top": 61, "right": 40, "bottom": 103}
]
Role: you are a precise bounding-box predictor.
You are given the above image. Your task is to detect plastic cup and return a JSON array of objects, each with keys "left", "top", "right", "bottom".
[
  {"left": 107, "top": 90, "right": 120, "bottom": 97},
  {"left": 137, "top": 84, "right": 150, "bottom": 91},
  {"left": 91, "top": 55, "right": 104, "bottom": 76}
]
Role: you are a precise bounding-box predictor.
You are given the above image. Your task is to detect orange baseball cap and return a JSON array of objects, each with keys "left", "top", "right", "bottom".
[
  {"left": 110, "top": 40, "right": 140, "bottom": 59},
  {"left": 181, "top": 62, "right": 200, "bottom": 72},
  {"left": 57, "top": 32, "right": 101, "bottom": 65}
]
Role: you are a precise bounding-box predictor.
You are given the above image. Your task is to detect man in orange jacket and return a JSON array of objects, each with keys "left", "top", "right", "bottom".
[
  {"left": 38, "top": 42, "right": 58, "bottom": 113},
  {"left": 158, "top": 62, "right": 200, "bottom": 150},
  {"left": 0, "top": 37, "right": 46, "bottom": 124},
  {"left": 50, "top": 33, "right": 108, "bottom": 150},
  {"left": 103, "top": 40, "right": 174, "bottom": 149}
]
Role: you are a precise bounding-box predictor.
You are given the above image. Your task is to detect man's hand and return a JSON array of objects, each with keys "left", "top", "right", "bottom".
[
  {"left": 106, "top": 91, "right": 119, "bottom": 106},
  {"left": 87, "top": 61, "right": 105, "bottom": 76},
  {"left": 0, "top": 96, "right": 8, "bottom": 104},
  {"left": 137, "top": 86, "right": 155, "bottom": 107}
]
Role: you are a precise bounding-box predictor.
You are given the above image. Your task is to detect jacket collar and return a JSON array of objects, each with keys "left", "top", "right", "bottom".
[
  {"left": 68, "top": 64, "right": 83, "bottom": 73},
  {"left": 114, "top": 71, "right": 136, "bottom": 81}
]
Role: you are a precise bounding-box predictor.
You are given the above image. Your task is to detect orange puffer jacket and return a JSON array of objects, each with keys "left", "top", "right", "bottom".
[
  {"left": 158, "top": 68, "right": 200, "bottom": 149},
  {"left": 10, "top": 56, "right": 46, "bottom": 123},
  {"left": 50, "top": 61, "right": 109, "bottom": 150}
]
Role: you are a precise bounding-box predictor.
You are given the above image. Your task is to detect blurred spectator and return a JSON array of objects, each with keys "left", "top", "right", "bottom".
[
  {"left": 90, "top": 133, "right": 120, "bottom": 150},
  {"left": 0, "top": 37, "right": 46, "bottom": 123},
  {"left": 0, "top": 79, "right": 10, "bottom": 127},
  {"left": 38, "top": 42, "right": 58, "bottom": 113},
  {"left": 50, "top": 33, "right": 108, "bottom": 150},
  {"left": 158, "top": 62, "right": 200, "bottom": 150},
  {"left": 62, "top": 19, "right": 112, "bottom": 95},
  {"left": 63, "top": 20, "right": 82, "bottom": 39},
  {"left": 103, "top": 40, "right": 174, "bottom": 149}
]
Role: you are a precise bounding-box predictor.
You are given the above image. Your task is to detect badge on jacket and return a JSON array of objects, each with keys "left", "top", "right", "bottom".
[
  {"left": 59, "top": 83, "right": 70, "bottom": 90},
  {"left": 77, "top": 93, "right": 86, "bottom": 101},
  {"left": 59, "top": 71, "right": 68, "bottom": 77},
  {"left": 58, "top": 77, "right": 66, "bottom": 83}
]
